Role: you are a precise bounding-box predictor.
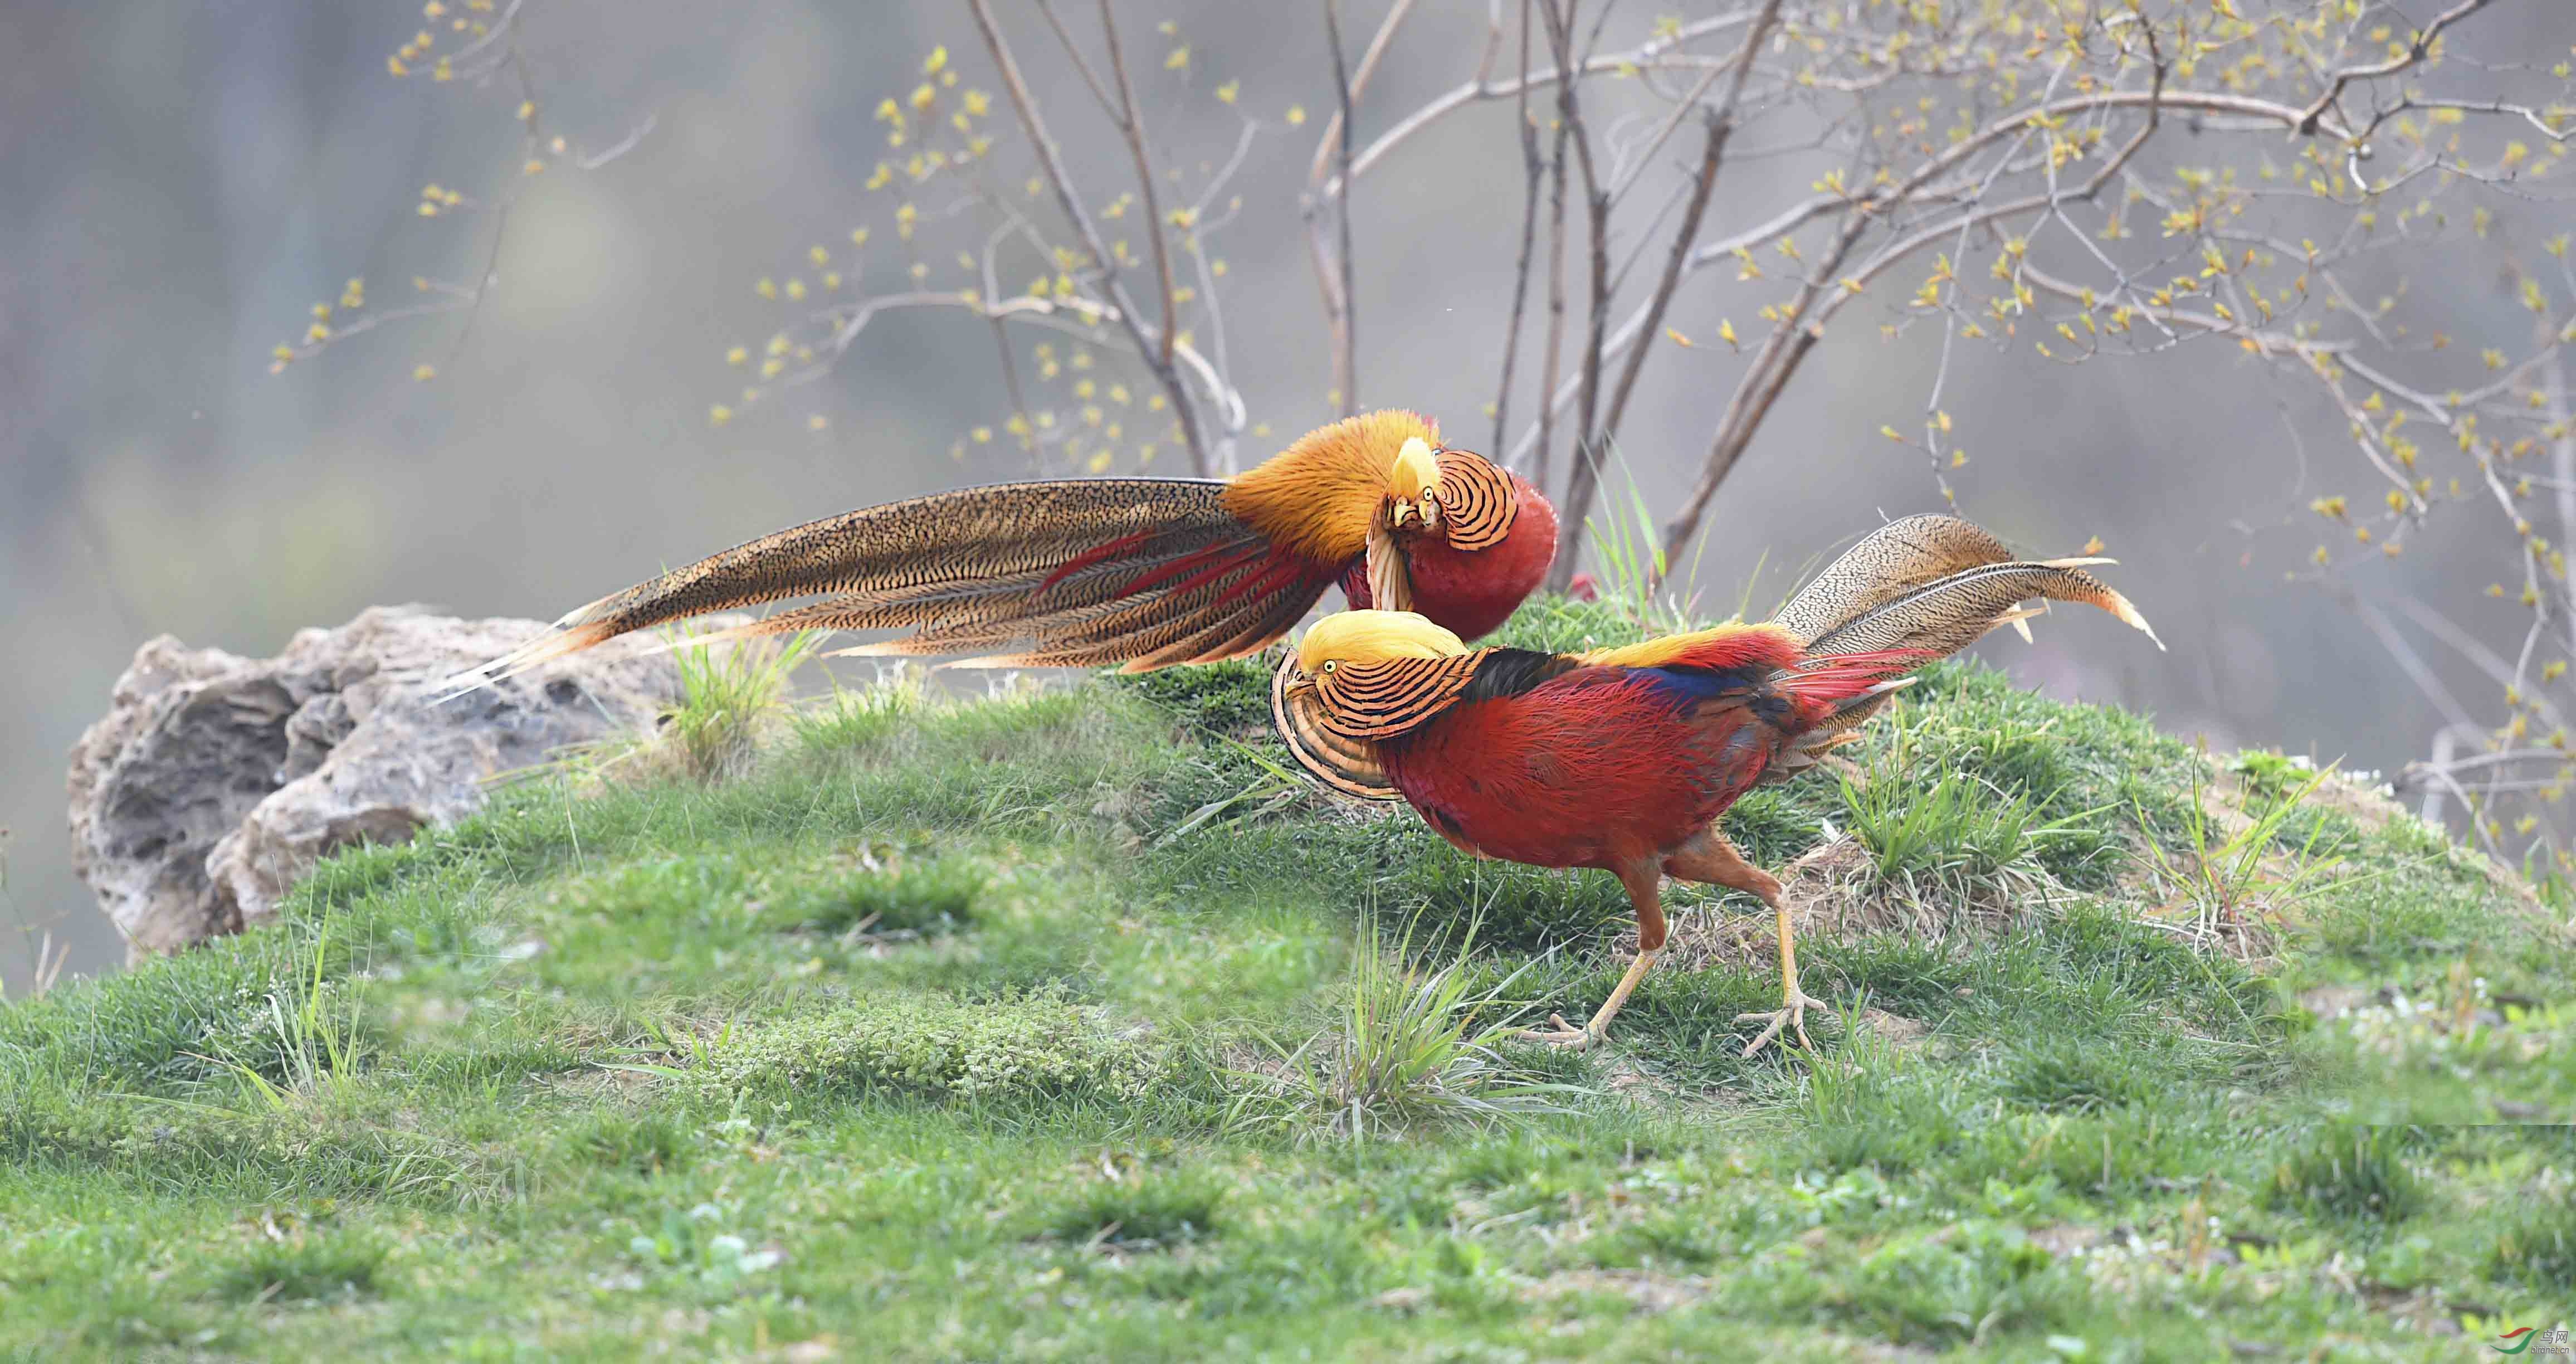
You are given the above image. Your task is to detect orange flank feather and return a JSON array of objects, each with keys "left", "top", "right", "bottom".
[{"left": 1270, "top": 516, "right": 2159, "bottom": 1057}]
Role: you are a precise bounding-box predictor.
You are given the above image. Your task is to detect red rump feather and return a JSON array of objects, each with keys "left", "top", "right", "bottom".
[{"left": 1777, "top": 647, "right": 1936, "bottom": 718}]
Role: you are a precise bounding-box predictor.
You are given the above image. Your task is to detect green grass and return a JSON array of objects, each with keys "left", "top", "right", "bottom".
[{"left": 2, "top": 595, "right": 2570, "bottom": 1360}]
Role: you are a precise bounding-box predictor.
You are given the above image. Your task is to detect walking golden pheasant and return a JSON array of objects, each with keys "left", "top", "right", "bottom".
[
  {"left": 441, "top": 411, "right": 1554, "bottom": 693},
  {"left": 1271, "top": 516, "right": 2159, "bottom": 1055}
]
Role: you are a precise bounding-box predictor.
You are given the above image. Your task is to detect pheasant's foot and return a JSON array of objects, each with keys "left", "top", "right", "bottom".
[
  {"left": 1735, "top": 988, "right": 1832, "bottom": 1057},
  {"left": 1518, "top": 1012, "right": 1597, "bottom": 1050}
]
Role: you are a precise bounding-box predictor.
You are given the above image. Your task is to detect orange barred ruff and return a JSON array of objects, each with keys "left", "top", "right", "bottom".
[{"left": 1399, "top": 477, "right": 1558, "bottom": 641}]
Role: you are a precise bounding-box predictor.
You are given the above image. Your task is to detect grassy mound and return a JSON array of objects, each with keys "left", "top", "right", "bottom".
[{"left": 1, "top": 598, "right": 2568, "bottom": 1360}]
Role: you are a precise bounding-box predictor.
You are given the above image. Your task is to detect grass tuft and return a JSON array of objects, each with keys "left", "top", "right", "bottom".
[
  {"left": 561, "top": 1108, "right": 695, "bottom": 1176},
  {"left": 1235, "top": 914, "right": 1578, "bottom": 1141},
  {"left": 2263, "top": 1121, "right": 2426, "bottom": 1224},
  {"left": 211, "top": 1229, "right": 389, "bottom": 1304},
  {"left": 660, "top": 629, "right": 820, "bottom": 782}
]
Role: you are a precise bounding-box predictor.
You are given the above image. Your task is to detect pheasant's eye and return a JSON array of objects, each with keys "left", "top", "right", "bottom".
[{"left": 1320, "top": 660, "right": 1339, "bottom": 673}]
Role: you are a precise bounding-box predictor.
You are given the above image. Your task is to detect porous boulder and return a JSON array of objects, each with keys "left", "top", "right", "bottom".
[{"left": 67, "top": 606, "right": 678, "bottom": 959}]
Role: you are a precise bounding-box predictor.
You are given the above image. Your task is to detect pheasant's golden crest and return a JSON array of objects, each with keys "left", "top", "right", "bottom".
[{"left": 1289, "top": 610, "right": 1483, "bottom": 739}]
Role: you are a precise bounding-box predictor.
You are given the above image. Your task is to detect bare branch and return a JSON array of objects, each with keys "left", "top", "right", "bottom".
[
  {"left": 1324, "top": 0, "right": 1360, "bottom": 417},
  {"left": 1537, "top": 0, "right": 1615, "bottom": 587},
  {"left": 1492, "top": 0, "right": 1543, "bottom": 456},
  {"left": 1095, "top": 0, "right": 1181, "bottom": 372},
  {"left": 1033, "top": 0, "right": 1123, "bottom": 124},
  {"left": 1594, "top": 0, "right": 1785, "bottom": 465},
  {"left": 1303, "top": 0, "right": 1424, "bottom": 190},
  {"left": 965, "top": 0, "right": 1209, "bottom": 473},
  {"left": 1329, "top": 13, "right": 1758, "bottom": 196},
  {"left": 2294, "top": 0, "right": 2497, "bottom": 137},
  {"left": 1531, "top": 74, "right": 1573, "bottom": 496}
]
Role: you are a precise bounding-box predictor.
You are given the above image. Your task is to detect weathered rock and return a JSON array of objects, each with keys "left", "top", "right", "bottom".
[{"left": 68, "top": 606, "right": 680, "bottom": 959}]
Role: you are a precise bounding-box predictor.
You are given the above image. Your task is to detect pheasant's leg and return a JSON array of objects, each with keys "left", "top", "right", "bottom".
[
  {"left": 1664, "top": 828, "right": 1827, "bottom": 1058},
  {"left": 1523, "top": 863, "right": 1667, "bottom": 1050}
]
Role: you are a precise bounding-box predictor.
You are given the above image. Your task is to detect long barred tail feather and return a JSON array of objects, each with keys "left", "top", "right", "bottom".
[
  {"left": 1775, "top": 515, "right": 2161, "bottom": 660},
  {"left": 436, "top": 478, "right": 1344, "bottom": 698},
  {"left": 1749, "top": 515, "right": 2158, "bottom": 763}
]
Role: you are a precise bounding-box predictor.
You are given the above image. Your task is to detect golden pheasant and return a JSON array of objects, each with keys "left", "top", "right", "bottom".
[
  {"left": 441, "top": 411, "right": 1555, "bottom": 692},
  {"left": 1271, "top": 516, "right": 2159, "bottom": 1055}
]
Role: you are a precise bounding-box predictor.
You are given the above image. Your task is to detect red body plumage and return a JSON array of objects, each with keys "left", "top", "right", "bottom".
[
  {"left": 1339, "top": 475, "right": 1558, "bottom": 639},
  {"left": 1374, "top": 637, "right": 1915, "bottom": 871},
  {"left": 1380, "top": 669, "right": 1769, "bottom": 869}
]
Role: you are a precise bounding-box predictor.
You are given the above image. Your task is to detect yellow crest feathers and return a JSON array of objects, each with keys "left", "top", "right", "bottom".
[
  {"left": 1296, "top": 610, "right": 1470, "bottom": 671},
  {"left": 1389, "top": 437, "right": 1439, "bottom": 503},
  {"left": 1221, "top": 410, "right": 1440, "bottom": 562}
]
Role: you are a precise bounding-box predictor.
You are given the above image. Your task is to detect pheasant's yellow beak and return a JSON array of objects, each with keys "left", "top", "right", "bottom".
[
  {"left": 1281, "top": 669, "right": 1318, "bottom": 700},
  {"left": 1386, "top": 436, "right": 1441, "bottom": 530}
]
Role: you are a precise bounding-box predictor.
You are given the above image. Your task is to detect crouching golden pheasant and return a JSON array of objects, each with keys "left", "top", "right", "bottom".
[
  {"left": 1271, "top": 516, "right": 2160, "bottom": 1055},
  {"left": 440, "top": 411, "right": 1555, "bottom": 693}
]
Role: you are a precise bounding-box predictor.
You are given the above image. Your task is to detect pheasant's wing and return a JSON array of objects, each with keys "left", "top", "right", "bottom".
[{"left": 441, "top": 479, "right": 1348, "bottom": 694}]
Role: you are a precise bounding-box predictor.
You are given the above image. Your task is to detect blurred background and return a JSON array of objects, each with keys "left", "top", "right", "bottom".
[{"left": 7, "top": 1, "right": 2571, "bottom": 993}]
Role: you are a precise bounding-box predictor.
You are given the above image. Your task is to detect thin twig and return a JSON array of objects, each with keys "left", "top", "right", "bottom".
[{"left": 2293, "top": 0, "right": 2496, "bottom": 136}]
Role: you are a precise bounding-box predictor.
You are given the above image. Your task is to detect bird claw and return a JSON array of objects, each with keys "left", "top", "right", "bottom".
[
  {"left": 1519, "top": 1011, "right": 1597, "bottom": 1050},
  {"left": 1735, "top": 989, "right": 1832, "bottom": 1058}
]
